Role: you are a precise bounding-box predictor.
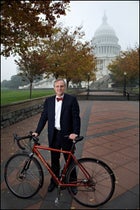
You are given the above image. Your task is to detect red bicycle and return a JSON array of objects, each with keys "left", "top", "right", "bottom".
[{"left": 4, "top": 131, "right": 115, "bottom": 208}]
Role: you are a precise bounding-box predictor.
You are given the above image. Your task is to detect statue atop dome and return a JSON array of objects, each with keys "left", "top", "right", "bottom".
[{"left": 102, "top": 12, "right": 107, "bottom": 24}]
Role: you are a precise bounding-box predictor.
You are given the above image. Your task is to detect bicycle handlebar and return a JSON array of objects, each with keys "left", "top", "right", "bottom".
[
  {"left": 13, "top": 131, "right": 40, "bottom": 150},
  {"left": 13, "top": 131, "right": 84, "bottom": 150}
]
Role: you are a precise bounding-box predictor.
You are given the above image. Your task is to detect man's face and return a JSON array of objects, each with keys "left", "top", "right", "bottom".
[{"left": 54, "top": 80, "right": 66, "bottom": 97}]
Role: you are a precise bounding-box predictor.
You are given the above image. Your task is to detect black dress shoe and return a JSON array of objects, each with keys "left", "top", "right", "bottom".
[
  {"left": 47, "top": 182, "right": 56, "bottom": 192},
  {"left": 71, "top": 186, "right": 78, "bottom": 195}
]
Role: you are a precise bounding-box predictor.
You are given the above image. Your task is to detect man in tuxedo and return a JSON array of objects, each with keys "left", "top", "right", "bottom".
[{"left": 32, "top": 78, "right": 81, "bottom": 193}]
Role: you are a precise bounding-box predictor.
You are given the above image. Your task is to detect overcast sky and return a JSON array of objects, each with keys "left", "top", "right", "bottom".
[{"left": 1, "top": 1, "right": 139, "bottom": 81}]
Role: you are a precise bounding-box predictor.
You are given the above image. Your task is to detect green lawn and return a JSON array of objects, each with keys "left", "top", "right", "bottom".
[{"left": 1, "top": 89, "right": 54, "bottom": 105}]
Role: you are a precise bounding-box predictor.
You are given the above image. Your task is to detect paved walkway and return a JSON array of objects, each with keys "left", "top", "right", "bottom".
[{"left": 1, "top": 101, "right": 139, "bottom": 209}]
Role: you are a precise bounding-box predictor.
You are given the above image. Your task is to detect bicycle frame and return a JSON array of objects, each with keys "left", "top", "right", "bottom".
[
  {"left": 33, "top": 144, "right": 91, "bottom": 188},
  {"left": 5, "top": 134, "right": 116, "bottom": 207}
]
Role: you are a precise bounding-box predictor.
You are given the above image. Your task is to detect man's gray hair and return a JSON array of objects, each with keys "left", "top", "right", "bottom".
[{"left": 53, "top": 78, "right": 66, "bottom": 86}]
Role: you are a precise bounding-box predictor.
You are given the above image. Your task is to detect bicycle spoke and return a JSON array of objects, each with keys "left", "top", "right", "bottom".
[
  {"left": 66, "top": 158, "right": 115, "bottom": 208},
  {"left": 4, "top": 153, "right": 43, "bottom": 198}
]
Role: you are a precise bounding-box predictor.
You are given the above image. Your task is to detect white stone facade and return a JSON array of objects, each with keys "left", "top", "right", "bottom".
[
  {"left": 92, "top": 13, "right": 121, "bottom": 80},
  {"left": 19, "top": 75, "right": 55, "bottom": 89}
]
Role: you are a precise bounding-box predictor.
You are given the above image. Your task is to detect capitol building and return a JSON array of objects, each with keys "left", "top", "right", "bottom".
[
  {"left": 19, "top": 13, "right": 121, "bottom": 89},
  {"left": 92, "top": 13, "right": 121, "bottom": 82}
]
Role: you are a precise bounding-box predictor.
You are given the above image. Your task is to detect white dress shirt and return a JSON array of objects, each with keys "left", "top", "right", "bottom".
[{"left": 55, "top": 96, "right": 63, "bottom": 130}]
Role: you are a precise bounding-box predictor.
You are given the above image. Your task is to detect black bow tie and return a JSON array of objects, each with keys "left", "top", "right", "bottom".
[{"left": 57, "top": 97, "right": 63, "bottom": 102}]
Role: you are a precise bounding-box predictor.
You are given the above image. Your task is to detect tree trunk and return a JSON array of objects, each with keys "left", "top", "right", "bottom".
[{"left": 29, "top": 82, "right": 32, "bottom": 99}]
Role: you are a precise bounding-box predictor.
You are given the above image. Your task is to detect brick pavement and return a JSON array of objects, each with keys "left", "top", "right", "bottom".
[{"left": 1, "top": 101, "right": 139, "bottom": 209}]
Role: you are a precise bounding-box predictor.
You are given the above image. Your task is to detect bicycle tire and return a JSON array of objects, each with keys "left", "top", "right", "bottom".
[
  {"left": 4, "top": 153, "right": 44, "bottom": 199},
  {"left": 66, "top": 157, "right": 115, "bottom": 208}
]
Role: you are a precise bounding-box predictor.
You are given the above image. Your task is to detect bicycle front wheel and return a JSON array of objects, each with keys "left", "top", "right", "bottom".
[
  {"left": 66, "top": 158, "right": 115, "bottom": 208},
  {"left": 4, "top": 153, "right": 44, "bottom": 198}
]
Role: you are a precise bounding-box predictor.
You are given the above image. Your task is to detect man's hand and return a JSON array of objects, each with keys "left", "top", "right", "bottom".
[
  {"left": 69, "top": 133, "right": 78, "bottom": 140},
  {"left": 32, "top": 132, "right": 38, "bottom": 137}
]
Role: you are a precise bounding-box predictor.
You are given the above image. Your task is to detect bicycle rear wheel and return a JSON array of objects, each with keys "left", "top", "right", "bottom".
[
  {"left": 4, "top": 153, "right": 44, "bottom": 198},
  {"left": 66, "top": 158, "right": 115, "bottom": 208}
]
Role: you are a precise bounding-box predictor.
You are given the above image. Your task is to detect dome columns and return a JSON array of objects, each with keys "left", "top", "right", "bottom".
[{"left": 92, "top": 14, "right": 121, "bottom": 81}]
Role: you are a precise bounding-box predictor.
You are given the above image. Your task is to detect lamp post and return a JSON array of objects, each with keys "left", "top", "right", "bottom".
[
  {"left": 123, "top": 71, "right": 127, "bottom": 96},
  {"left": 87, "top": 72, "right": 90, "bottom": 99}
]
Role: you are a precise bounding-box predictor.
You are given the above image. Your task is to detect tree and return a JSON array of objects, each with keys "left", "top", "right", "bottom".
[
  {"left": 15, "top": 25, "right": 96, "bottom": 91},
  {"left": 40, "top": 26, "right": 96, "bottom": 87},
  {"left": 1, "top": 0, "right": 70, "bottom": 57},
  {"left": 108, "top": 46, "right": 139, "bottom": 87},
  {"left": 15, "top": 50, "right": 48, "bottom": 98},
  {"left": 1, "top": 75, "right": 29, "bottom": 89}
]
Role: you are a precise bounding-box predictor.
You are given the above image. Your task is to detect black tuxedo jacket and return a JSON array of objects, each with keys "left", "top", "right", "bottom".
[{"left": 35, "top": 93, "right": 81, "bottom": 146}]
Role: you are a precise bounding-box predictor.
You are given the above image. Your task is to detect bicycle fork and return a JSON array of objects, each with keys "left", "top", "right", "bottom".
[{"left": 19, "top": 153, "right": 33, "bottom": 179}]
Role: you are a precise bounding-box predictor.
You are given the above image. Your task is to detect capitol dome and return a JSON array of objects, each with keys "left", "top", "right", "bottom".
[
  {"left": 94, "top": 14, "right": 116, "bottom": 37},
  {"left": 92, "top": 13, "right": 121, "bottom": 81}
]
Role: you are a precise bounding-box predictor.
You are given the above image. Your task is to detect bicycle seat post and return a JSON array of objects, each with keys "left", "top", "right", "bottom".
[{"left": 71, "top": 141, "right": 76, "bottom": 154}]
